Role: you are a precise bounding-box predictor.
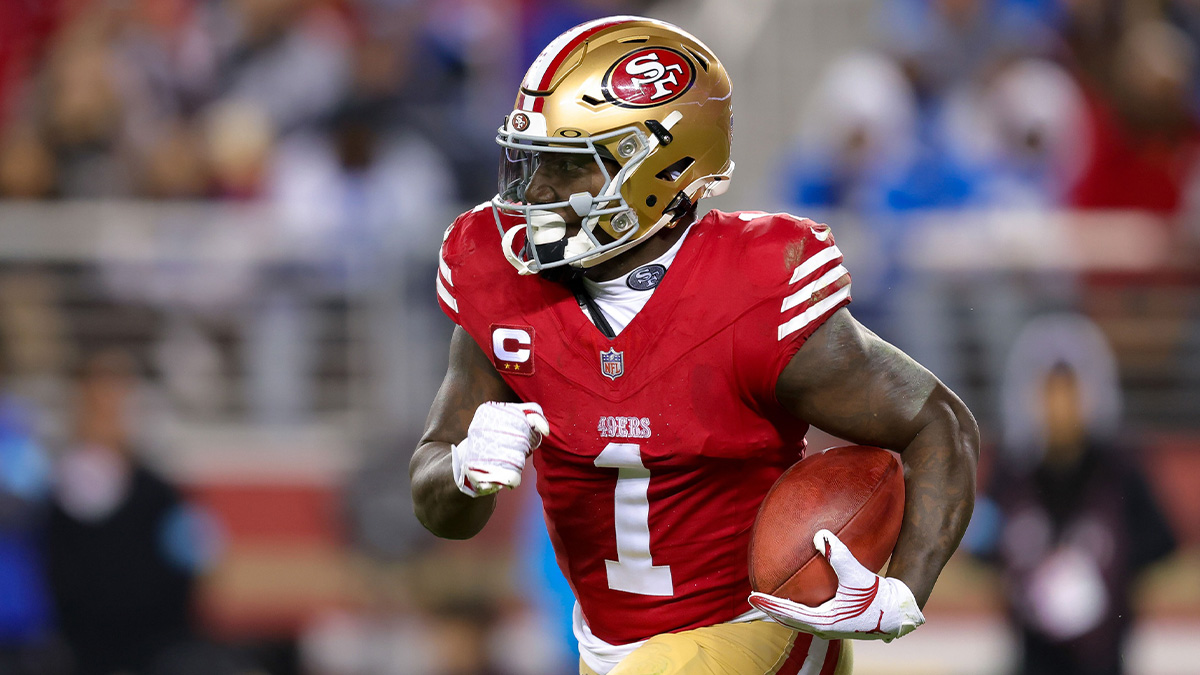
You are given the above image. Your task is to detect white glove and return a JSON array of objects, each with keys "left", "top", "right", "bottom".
[
  {"left": 451, "top": 402, "right": 549, "bottom": 497},
  {"left": 748, "top": 529, "right": 926, "bottom": 642}
]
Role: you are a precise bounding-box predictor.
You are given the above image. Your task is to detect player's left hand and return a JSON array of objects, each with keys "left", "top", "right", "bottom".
[{"left": 748, "top": 529, "right": 925, "bottom": 642}]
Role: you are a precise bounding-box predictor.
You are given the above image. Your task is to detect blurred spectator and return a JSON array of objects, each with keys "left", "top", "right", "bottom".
[
  {"left": 184, "top": 0, "right": 353, "bottom": 134},
  {"left": 781, "top": 52, "right": 920, "bottom": 213},
  {"left": 140, "top": 122, "right": 211, "bottom": 199},
  {"left": 0, "top": 365, "right": 65, "bottom": 674},
  {"left": 781, "top": 50, "right": 992, "bottom": 217},
  {"left": 965, "top": 314, "right": 1177, "bottom": 675},
  {"left": 0, "top": 0, "right": 502, "bottom": 202},
  {"left": 1069, "top": 20, "right": 1200, "bottom": 216},
  {"left": 42, "top": 12, "right": 136, "bottom": 198},
  {"left": 939, "top": 57, "right": 1088, "bottom": 207},
  {"left": 205, "top": 99, "right": 276, "bottom": 199},
  {"left": 0, "top": 127, "right": 58, "bottom": 199},
  {"left": 1057, "top": 0, "right": 1124, "bottom": 87},
  {"left": 878, "top": 0, "right": 1060, "bottom": 105},
  {"left": 46, "top": 348, "right": 215, "bottom": 675}
]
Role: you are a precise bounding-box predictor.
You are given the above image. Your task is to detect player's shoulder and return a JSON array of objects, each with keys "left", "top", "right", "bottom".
[
  {"left": 709, "top": 209, "right": 832, "bottom": 245},
  {"left": 690, "top": 210, "right": 851, "bottom": 346},
  {"left": 696, "top": 209, "right": 843, "bottom": 287},
  {"left": 436, "top": 202, "right": 510, "bottom": 321},
  {"left": 440, "top": 202, "right": 498, "bottom": 264},
  {"left": 437, "top": 202, "right": 546, "bottom": 323}
]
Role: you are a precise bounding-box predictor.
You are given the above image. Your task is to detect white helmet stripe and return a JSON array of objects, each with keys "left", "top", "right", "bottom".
[{"left": 521, "top": 16, "right": 639, "bottom": 91}]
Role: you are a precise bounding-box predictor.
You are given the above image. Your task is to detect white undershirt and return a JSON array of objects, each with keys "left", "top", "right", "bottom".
[{"left": 579, "top": 223, "right": 693, "bottom": 335}]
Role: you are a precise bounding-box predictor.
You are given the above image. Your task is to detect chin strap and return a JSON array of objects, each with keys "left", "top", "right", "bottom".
[
  {"left": 501, "top": 224, "right": 538, "bottom": 275},
  {"left": 502, "top": 209, "right": 573, "bottom": 276}
]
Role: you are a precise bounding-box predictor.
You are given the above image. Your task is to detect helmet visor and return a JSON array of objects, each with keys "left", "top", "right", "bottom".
[
  {"left": 492, "top": 126, "right": 650, "bottom": 272},
  {"left": 496, "top": 139, "right": 614, "bottom": 208}
]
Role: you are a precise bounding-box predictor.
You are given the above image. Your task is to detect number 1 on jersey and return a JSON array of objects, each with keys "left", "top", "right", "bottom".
[{"left": 594, "top": 443, "right": 674, "bottom": 596}]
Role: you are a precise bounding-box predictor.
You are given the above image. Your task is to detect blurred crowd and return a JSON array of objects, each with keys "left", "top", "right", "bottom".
[
  {"left": 783, "top": 0, "right": 1200, "bottom": 222},
  {"left": 2, "top": 0, "right": 1200, "bottom": 226},
  {"left": 0, "top": 0, "right": 662, "bottom": 206},
  {"left": 0, "top": 1, "right": 1196, "bottom": 674},
  {"left": 772, "top": 0, "right": 1200, "bottom": 422}
]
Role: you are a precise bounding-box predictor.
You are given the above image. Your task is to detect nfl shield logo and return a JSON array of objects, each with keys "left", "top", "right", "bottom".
[{"left": 600, "top": 348, "right": 624, "bottom": 380}]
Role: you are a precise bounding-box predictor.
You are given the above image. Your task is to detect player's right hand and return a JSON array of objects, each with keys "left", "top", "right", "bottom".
[
  {"left": 748, "top": 530, "right": 925, "bottom": 642},
  {"left": 451, "top": 402, "right": 550, "bottom": 497}
]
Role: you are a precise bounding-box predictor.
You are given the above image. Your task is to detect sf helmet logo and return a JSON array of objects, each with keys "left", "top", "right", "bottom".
[
  {"left": 510, "top": 112, "right": 530, "bottom": 132},
  {"left": 603, "top": 47, "right": 696, "bottom": 108}
]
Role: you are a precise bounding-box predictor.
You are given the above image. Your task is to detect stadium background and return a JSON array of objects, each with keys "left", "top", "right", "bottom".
[{"left": 0, "top": 0, "right": 1198, "bottom": 673}]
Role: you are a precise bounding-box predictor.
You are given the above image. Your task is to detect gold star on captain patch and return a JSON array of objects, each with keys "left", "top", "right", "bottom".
[{"left": 513, "top": 364, "right": 521, "bottom": 371}]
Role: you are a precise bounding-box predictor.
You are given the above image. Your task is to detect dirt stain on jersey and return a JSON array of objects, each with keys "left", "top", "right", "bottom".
[
  {"left": 785, "top": 221, "right": 831, "bottom": 270},
  {"left": 784, "top": 240, "right": 808, "bottom": 270}
]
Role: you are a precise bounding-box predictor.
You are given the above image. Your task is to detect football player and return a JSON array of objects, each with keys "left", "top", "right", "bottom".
[{"left": 410, "top": 16, "right": 978, "bottom": 675}]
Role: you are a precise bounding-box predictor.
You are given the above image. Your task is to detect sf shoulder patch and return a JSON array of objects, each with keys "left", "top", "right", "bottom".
[{"left": 490, "top": 324, "right": 535, "bottom": 376}]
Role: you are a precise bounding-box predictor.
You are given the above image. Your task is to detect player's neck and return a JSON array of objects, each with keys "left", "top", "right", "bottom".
[{"left": 582, "top": 214, "right": 694, "bottom": 282}]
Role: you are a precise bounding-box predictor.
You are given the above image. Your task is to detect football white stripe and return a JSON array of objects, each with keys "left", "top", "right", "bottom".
[
  {"left": 520, "top": 94, "right": 535, "bottom": 112},
  {"left": 438, "top": 252, "right": 453, "bottom": 287},
  {"left": 781, "top": 265, "right": 847, "bottom": 313},
  {"left": 436, "top": 274, "right": 458, "bottom": 312},
  {"left": 797, "top": 637, "right": 830, "bottom": 675},
  {"left": 789, "top": 245, "right": 842, "bottom": 285},
  {"left": 777, "top": 284, "right": 851, "bottom": 341}
]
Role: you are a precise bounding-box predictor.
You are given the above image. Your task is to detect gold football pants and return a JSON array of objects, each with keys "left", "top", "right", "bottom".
[{"left": 579, "top": 621, "right": 852, "bottom": 675}]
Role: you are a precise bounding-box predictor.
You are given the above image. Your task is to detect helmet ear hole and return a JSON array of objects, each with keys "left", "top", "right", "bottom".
[{"left": 655, "top": 157, "right": 695, "bottom": 182}]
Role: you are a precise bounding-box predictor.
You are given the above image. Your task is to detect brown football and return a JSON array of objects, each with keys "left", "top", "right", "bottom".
[{"left": 748, "top": 446, "right": 905, "bottom": 606}]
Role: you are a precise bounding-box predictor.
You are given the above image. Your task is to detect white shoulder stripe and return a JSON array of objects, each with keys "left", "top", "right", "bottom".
[
  {"left": 778, "top": 284, "right": 851, "bottom": 341},
  {"left": 789, "top": 245, "right": 842, "bottom": 284},
  {"left": 436, "top": 274, "right": 458, "bottom": 312},
  {"left": 438, "top": 250, "right": 453, "bottom": 287},
  {"left": 781, "top": 265, "right": 847, "bottom": 313}
]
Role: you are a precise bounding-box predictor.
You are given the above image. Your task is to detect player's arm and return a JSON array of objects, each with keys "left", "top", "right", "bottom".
[
  {"left": 410, "top": 326, "right": 525, "bottom": 539},
  {"left": 775, "top": 308, "right": 979, "bottom": 608}
]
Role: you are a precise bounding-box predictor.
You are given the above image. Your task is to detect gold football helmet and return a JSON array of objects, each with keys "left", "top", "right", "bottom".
[{"left": 493, "top": 16, "right": 734, "bottom": 274}]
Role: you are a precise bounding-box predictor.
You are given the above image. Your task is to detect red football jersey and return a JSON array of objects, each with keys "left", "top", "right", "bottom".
[{"left": 436, "top": 206, "right": 851, "bottom": 646}]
